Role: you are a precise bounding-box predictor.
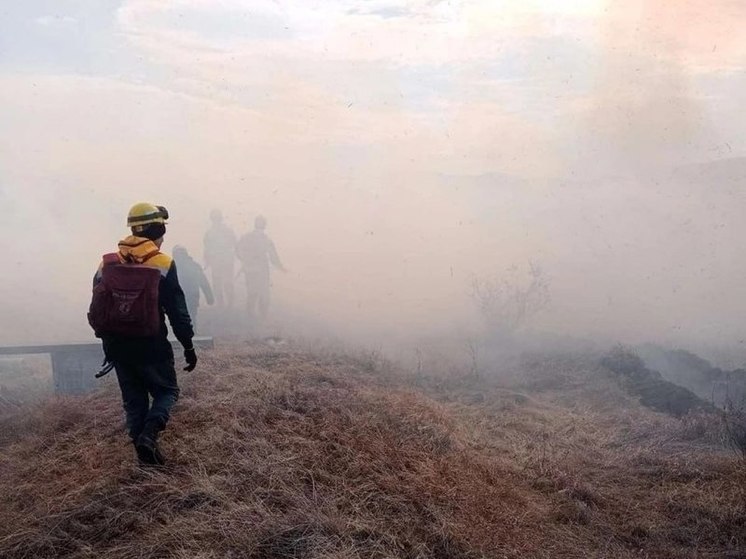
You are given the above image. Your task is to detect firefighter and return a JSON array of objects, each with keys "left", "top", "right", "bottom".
[
  {"left": 88, "top": 202, "right": 196, "bottom": 466},
  {"left": 172, "top": 245, "right": 214, "bottom": 329},
  {"left": 236, "top": 215, "right": 286, "bottom": 321}
]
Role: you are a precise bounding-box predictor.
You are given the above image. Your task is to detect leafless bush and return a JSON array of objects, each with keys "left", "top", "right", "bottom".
[
  {"left": 722, "top": 394, "right": 746, "bottom": 460},
  {"left": 465, "top": 338, "right": 481, "bottom": 378},
  {"left": 469, "top": 262, "right": 550, "bottom": 341}
]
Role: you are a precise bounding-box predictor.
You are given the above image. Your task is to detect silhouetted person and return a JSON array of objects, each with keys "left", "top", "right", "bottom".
[
  {"left": 203, "top": 209, "right": 236, "bottom": 308},
  {"left": 236, "top": 215, "right": 285, "bottom": 320},
  {"left": 173, "top": 245, "right": 214, "bottom": 328}
]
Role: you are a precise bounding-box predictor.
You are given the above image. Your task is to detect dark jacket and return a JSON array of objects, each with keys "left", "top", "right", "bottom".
[
  {"left": 173, "top": 252, "right": 214, "bottom": 306},
  {"left": 93, "top": 236, "right": 194, "bottom": 363}
]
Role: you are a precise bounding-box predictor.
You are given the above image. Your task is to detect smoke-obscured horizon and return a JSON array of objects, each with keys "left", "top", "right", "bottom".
[{"left": 2, "top": 0, "right": 746, "bottom": 353}]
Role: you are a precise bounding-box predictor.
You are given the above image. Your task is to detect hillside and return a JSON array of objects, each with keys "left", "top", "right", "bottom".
[{"left": 0, "top": 343, "right": 744, "bottom": 559}]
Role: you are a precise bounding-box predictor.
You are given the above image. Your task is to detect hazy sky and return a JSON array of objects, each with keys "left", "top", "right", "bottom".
[{"left": 2, "top": 1, "right": 746, "bottom": 347}]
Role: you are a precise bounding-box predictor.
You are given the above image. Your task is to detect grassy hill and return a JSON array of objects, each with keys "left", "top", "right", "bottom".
[{"left": 0, "top": 343, "right": 744, "bottom": 558}]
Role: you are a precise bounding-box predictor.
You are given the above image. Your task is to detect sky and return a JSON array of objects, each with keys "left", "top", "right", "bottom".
[{"left": 2, "top": 0, "right": 746, "bottom": 348}]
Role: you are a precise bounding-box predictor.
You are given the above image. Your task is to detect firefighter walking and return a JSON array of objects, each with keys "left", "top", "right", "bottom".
[{"left": 88, "top": 202, "right": 197, "bottom": 466}]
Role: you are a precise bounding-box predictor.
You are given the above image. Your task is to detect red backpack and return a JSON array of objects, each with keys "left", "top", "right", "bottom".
[{"left": 88, "top": 253, "right": 162, "bottom": 337}]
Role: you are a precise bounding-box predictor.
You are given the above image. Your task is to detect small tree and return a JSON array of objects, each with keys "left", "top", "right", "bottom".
[{"left": 470, "top": 262, "right": 550, "bottom": 341}]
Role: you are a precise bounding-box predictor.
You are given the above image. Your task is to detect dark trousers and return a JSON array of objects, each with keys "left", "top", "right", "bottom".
[
  {"left": 114, "top": 359, "right": 180, "bottom": 442},
  {"left": 185, "top": 297, "right": 199, "bottom": 330},
  {"left": 244, "top": 269, "right": 270, "bottom": 319},
  {"left": 212, "top": 263, "right": 234, "bottom": 307}
]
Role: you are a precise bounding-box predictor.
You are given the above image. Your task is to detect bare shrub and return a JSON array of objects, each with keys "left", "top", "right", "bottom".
[
  {"left": 465, "top": 338, "right": 481, "bottom": 378},
  {"left": 469, "top": 262, "right": 550, "bottom": 341},
  {"left": 722, "top": 394, "right": 746, "bottom": 460}
]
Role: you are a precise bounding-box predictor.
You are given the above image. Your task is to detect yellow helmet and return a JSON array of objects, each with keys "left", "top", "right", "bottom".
[{"left": 127, "top": 202, "right": 169, "bottom": 228}]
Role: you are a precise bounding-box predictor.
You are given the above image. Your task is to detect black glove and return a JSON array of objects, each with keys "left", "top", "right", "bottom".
[
  {"left": 95, "top": 358, "right": 115, "bottom": 379},
  {"left": 183, "top": 347, "right": 197, "bottom": 372}
]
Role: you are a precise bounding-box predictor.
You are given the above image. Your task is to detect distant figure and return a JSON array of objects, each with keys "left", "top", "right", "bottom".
[
  {"left": 88, "top": 202, "right": 196, "bottom": 466},
  {"left": 203, "top": 209, "right": 236, "bottom": 308},
  {"left": 236, "top": 215, "right": 286, "bottom": 320},
  {"left": 173, "top": 245, "right": 214, "bottom": 328}
]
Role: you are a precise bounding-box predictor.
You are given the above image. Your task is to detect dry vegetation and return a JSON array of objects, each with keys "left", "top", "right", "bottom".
[{"left": 0, "top": 343, "right": 744, "bottom": 559}]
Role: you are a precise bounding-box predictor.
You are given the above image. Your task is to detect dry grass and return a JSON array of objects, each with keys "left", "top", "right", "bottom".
[{"left": 0, "top": 344, "right": 744, "bottom": 559}]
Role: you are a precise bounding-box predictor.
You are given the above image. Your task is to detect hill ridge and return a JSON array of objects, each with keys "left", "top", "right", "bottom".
[{"left": 0, "top": 343, "right": 744, "bottom": 559}]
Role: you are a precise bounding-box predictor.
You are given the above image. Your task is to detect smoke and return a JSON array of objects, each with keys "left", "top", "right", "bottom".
[{"left": 1, "top": 1, "right": 745, "bottom": 352}]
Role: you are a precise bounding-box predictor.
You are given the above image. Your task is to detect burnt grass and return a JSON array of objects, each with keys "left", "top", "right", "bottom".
[
  {"left": 601, "top": 346, "right": 714, "bottom": 417},
  {"left": 0, "top": 343, "right": 744, "bottom": 559}
]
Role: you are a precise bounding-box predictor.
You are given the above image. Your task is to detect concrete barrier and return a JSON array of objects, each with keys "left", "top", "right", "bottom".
[{"left": 0, "top": 338, "right": 214, "bottom": 394}]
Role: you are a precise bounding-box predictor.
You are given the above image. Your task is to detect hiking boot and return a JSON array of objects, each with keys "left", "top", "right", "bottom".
[
  {"left": 135, "top": 432, "right": 166, "bottom": 466},
  {"left": 135, "top": 421, "right": 166, "bottom": 466}
]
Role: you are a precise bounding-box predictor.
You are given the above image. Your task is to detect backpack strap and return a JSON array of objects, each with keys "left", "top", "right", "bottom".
[
  {"left": 102, "top": 253, "right": 121, "bottom": 266},
  {"left": 139, "top": 249, "right": 161, "bottom": 263},
  {"left": 103, "top": 250, "right": 163, "bottom": 268}
]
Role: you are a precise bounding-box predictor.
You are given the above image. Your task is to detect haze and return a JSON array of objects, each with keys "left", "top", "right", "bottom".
[{"left": 2, "top": 0, "right": 746, "bottom": 351}]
